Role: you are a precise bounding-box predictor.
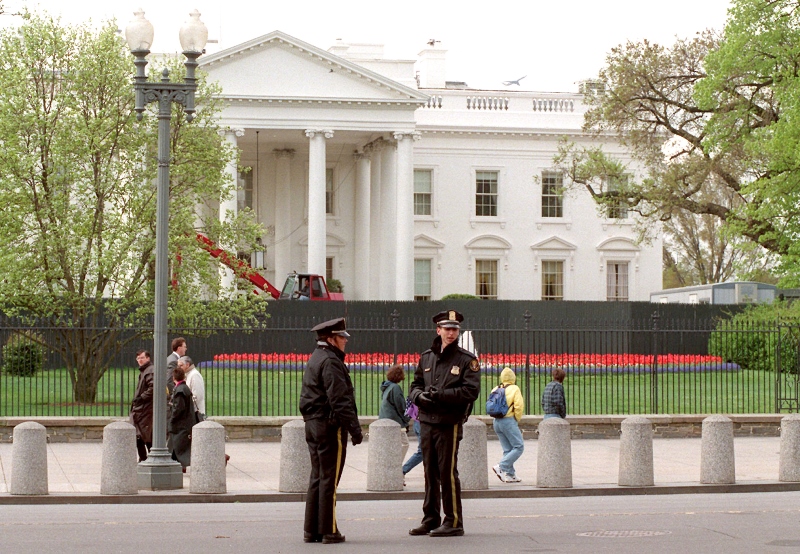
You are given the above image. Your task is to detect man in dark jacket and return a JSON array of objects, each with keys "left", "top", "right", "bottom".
[
  {"left": 408, "top": 310, "right": 480, "bottom": 538},
  {"left": 130, "top": 350, "right": 154, "bottom": 463},
  {"left": 299, "top": 318, "right": 363, "bottom": 545}
]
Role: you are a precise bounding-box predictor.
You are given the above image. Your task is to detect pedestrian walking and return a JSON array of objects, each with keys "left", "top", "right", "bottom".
[
  {"left": 542, "top": 368, "right": 567, "bottom": 419},
  {"left": 378, "top": 363, "right": 411, "bottom": 463},
  {"left": 408, "top": 309, "right": 480, "bottom": 538},
  {"left": 299, "top": 318, "right": 363, "bottom": 545},
  {"left": 490, "top": 367, "right": 525, "bottom": 483},
  {"left": 130, "top": 350, "right": 154, "bottom": 463},
  {"left": 168, "top": 365, "right": 195, "bottom": 471}
]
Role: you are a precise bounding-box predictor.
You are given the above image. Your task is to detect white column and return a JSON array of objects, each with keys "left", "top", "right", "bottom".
[
  {"left": 394, "top": 132, "right": 419, "bottom": 300},
  {"left": 379, "top": 140, "right": 397, "bottom": 300},
  {"left": 219, "top": 127, "right": 245, "bottom": 292},
  {"left": 367, "top": 141, "right": 383, "bottom": 300},
  {"left": 305, "top": 129, "right": 332, "bottom": 277},
  {"left": 273, "top": 149, "right": 295, "bottom": 285},
  {"left": 353, "top": 152, "right": 371, "bottom": 301}
]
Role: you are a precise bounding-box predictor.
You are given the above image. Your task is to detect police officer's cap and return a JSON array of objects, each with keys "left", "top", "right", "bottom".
[
  {"left": 311, "top": 317, "right": 350, "bottom": 338},
  {"left": 433, "top": 310, "right": 463, "bottom": 329}
]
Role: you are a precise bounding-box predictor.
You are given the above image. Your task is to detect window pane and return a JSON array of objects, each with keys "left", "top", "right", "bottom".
[
  {"left": 606, "top": 175, "right": 629, "bottom": 219},
  {"left": 326, "top": 168, "right": 334, "bottom": 215},
  {"left": 326, "top": 257, "right": 334, "bottom": 282},
  {"left": 541, "top": 171, "right": 563, "bottom": 218},
  {"left": 607, "top": 262, "right": 629, "bottom": 301},
  {"left": 541, "top": 260, "right": 564, "bottom": 300},
  {"left": 475, "top": 259, "right": 498, "bottom": 299},
  {"left": 475, "top": 171, "right": 498, "bottom": 217},
  {"left": 238, "top": 169, "right": 253, "bottom": 211},
  {"left": 414, "top": 169, "right": 432, "bottom": 216},
  {"left": 414, "top": 259, "right": 432, "bottom": 300}
]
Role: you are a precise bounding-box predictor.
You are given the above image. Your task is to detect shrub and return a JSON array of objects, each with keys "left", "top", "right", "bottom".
[
  {"left": 708, "top": 302, "right": 800, "bottom": 373},
  {"left": 440, "top": 293, "right": 481, "bottom": 300},
  {"left": 327, "top": 279, "right": 343, "bottom": 293},
  {"left": 2, "top": 331, "right": 45, "bottom": 377}
]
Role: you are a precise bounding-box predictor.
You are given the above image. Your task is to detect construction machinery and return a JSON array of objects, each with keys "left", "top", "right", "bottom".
[{"left": 195, "top": 233, "right": 342, "bottom": 300}]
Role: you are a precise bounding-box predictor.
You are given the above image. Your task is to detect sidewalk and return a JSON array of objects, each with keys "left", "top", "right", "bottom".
[{"left": 0, "top": 435, "right": 792, "bottom": 502}]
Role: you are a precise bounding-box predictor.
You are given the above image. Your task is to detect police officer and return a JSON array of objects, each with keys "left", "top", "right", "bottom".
[
  {"left": 299, "top": 317, "right": 363, "bottom": 544},
  {"left": 408, "top": 310, "right": 480, "bottom": 537}
]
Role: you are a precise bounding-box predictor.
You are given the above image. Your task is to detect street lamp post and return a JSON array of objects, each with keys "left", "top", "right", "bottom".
[{"left": 125, "top": 8, "right": 208, "bottom": 490}]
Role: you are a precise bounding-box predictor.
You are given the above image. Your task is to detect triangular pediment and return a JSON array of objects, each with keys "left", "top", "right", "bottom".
[
  {"left": 530, "top": 236, "right": 577, "bottom": 251},
  {"left": 299, "top": 233, "right": 346, "bottom": 247},
  {"left": 415, "top": 234, "right": 445, "bottom": 249},
  {"left": 201, "top": 31, "right": 427, "bottom": 103},
  {"left": 596, "top": 237, "right": 640, "bottom": 251}
]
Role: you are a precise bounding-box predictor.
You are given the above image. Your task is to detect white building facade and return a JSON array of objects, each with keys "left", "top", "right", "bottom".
[{"left": 200, "top": 31, "right": 662, "bottom": 301}]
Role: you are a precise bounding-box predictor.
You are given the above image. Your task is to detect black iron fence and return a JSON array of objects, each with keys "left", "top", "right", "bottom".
[{"left": 1, "top": 312, "right": 798, "bottom": 417}]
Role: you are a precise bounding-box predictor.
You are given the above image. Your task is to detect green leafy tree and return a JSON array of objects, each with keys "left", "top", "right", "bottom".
[
  {"left": 0, "top": 12, "right": 266, "bottom": 403},
  {"left": 553, "top": 5, "right": 790, "bottom": 284}
]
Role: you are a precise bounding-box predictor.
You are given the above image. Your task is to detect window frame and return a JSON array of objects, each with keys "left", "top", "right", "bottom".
[
  {"left": 475, "top": 258, "right": 499, "bottom": 299},
  {"left": 541, "top": 259, "right": 565, "bottom": 301},
  {"left": 413, "top": 168, "right": 433, "bottom": 217},
  {"left": 605, "top": 174, "right": 630, "bottom": 220},
  {"left": 474, "top": 170, "right": 499, "bottom": 218},
  {"left": 541, "top": 170, "right": 564, "bottom": 218},
  {"left": 606, "top": 261, "right": 629, "bottom": 301},
  {"left": 414, "top": 258, "right": 432, "bottom": 301}
]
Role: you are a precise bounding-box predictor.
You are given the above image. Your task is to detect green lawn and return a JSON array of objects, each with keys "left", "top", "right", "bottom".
[{"left": 0, "top": 366, "right": 785, "bottom": 416}]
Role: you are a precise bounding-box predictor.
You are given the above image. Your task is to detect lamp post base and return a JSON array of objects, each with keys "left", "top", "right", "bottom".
[{"left": 137, "top": 451, "right": 184, "bottom": 490}]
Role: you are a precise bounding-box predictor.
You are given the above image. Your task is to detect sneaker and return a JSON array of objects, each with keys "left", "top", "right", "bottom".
[
  {"left": 504, "top": 474, "right": 522, "bottom": 483},
  {"left": 492, "top": 464, "right": 507, "bottom": 482}
]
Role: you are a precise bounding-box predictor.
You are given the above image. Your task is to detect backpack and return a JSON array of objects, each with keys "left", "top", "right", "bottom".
[{"left": 486, "top": 385, "right": 509, "bottom": 418}]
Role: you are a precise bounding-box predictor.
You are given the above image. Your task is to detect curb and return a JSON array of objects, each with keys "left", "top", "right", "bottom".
[{"left": 2, "top": 481, "right": 800, "bottom": 505}]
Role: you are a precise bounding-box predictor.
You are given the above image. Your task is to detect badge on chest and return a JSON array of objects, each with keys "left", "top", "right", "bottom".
[{"left": 451, "top": 365, "right": 460, "bottom": 376}]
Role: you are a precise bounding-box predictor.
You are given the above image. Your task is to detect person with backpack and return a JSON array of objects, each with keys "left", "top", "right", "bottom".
[
  {"left": 488, "top": 367, "right": 525, "bottom": 483},
  {"left": 378, "top": 364, "right": 411, "bottom": 463}
]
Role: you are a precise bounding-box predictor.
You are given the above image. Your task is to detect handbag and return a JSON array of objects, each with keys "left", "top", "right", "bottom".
[{"left": 192, "top": 395, "right": 206, "bottom": 425}]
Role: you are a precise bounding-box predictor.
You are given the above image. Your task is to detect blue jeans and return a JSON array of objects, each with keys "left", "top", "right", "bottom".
[
  {"left": 493, "top": 416, "right": 524, "bottom": 476},
  {"left": 402, "top": 420, "right": 423, "bottom": 475}
]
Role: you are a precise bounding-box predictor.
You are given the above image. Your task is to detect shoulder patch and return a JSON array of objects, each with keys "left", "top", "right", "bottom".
[{"left": 470, "top": 358, "right": 480, "bottom": 372}]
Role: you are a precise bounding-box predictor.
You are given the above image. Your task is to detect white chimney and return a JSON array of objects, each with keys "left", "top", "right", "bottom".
[{"left": 416, "top": 46, "right": 447, "bottom": 89}]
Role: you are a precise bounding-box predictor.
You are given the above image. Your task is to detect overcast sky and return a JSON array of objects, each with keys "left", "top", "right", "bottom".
[{"left": 5, "top": 0, "right": 732, "bottom": 92}]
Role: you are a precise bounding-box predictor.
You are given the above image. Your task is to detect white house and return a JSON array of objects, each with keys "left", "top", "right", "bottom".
[{"left": 199, "top": 31, "right": 662, "bottom": 301}]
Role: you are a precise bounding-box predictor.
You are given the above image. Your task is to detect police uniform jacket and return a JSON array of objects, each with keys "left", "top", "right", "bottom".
[
  {"left": 409, "top": 336, "right": 480, "bottom": 425},
  {"left": 299, "top": 342, "right": 362, "bottom": 439}
]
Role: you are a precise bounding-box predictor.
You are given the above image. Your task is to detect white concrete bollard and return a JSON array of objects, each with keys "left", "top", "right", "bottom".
[
  {"left": 367, "top": 419, "right": 403, "bottom": 491},
  {"left": 779, "top": 414, "right": 800, "bottom": 482},
  {"left": 190, "top": 421, "right": 227, "bottom": 494},
  {"left": 618, "top": 416, "right": 654, "bottom": 487},
  {"left": 10, "top": 421, "right": 48, "bottom": 495},
  {"left": 100, "top": 421, "right": 138, "bottom": 495},
  {"left": 279, "top": 419, "right": 311, "bottom": 493},
  {"left": 460, "top": 417, "right": 488, "bottom": 490},
  {"left": 536, "top": 418, "right": 572, "bottom": 488},
  {"left": 700, "top": 415, "right": 735, "bottom": 484}
]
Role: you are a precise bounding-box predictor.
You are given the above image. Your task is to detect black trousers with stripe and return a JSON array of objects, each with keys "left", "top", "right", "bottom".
[
  {"left": 304, "top": 418, "right": 348, "bottom": 535},
  {"left": 419, "top": 421, "right": 464, "bottom": 529}
]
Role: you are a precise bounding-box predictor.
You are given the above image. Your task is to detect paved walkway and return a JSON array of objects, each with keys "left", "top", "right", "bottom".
[{"left": 0, "top": 436, "right": 786, "bottom": 496}]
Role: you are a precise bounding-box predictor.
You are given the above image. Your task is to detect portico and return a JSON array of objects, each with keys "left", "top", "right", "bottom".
[{"left": 200, "top": 31, "right": 426, "bottom": 300}]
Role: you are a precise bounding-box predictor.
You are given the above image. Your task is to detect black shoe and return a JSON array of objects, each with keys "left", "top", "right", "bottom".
[
  {"left": 429, "top": 524, "right": 464, "bottom": 537},
  {"left": 303, "top": 532, "right": 322, "bottom": 543},
  {"left": 408, "top": 524, "right": 434, "bottom": 536},
  {"left": 322, "top": 532, "right": 346, "bottom": 544}
]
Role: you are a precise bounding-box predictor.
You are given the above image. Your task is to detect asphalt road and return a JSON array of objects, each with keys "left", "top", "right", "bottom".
[{"left": 3, "top": 492, "right": 800, "bottom": 553}]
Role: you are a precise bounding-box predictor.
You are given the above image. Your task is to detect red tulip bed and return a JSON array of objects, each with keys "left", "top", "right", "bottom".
[{"left": 202, "top": 352, "right": 738, "bottom": 374}]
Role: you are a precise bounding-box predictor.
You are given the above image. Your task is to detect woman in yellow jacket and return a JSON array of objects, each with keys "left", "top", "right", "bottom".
[{"left": 491, "top": 367, "right": 525, "bottom": 483}]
